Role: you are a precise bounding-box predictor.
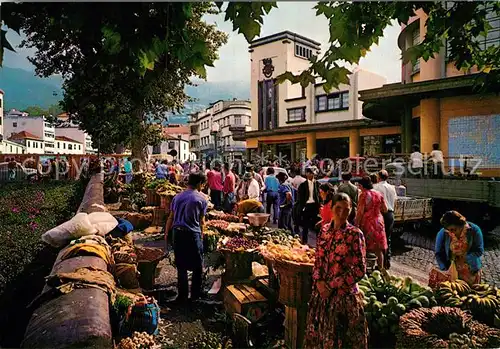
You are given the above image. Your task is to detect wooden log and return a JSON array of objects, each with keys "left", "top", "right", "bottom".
[{"left": 284, "top": 305, "right": 308, "bottom": 349}]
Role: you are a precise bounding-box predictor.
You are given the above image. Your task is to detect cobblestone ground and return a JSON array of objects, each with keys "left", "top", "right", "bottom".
[{"left": 391, "top": 225, "right": 500, "bottom": 287}]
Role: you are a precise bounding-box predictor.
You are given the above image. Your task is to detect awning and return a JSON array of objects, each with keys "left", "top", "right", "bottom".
[{"left": 359, "top": 74, "right": 485, "bottom": 122}]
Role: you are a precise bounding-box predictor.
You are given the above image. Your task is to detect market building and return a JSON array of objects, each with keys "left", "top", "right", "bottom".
[
  {"left": 189, "top": 99, "right": 251, "bottom": 162},
  {"left": 239, "top": 31, "right": 401, "bottom": 162},
  {"left": 360, "top": 8, "right": 500, "bottom": 177}
]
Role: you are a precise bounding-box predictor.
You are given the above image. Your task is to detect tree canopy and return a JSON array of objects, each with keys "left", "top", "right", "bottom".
[{"left": 1, "top": 2, "right": 499, "bottom": 154}]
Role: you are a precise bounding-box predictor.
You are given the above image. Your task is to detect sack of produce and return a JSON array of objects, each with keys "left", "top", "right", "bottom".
[
  {"left": 42, "top": 212, "right": 98, "bottom": 248},
  {"left": 88, "top": 212, "right": 119, "bottom": 236},
  {"left": 115, "top": 263, "right": 140, "bottom": 289}
]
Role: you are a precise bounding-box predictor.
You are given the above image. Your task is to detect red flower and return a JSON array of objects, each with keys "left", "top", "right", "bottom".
[
  {"left": 335, "top": 244, "right": 348, "bottom": 256},
  {"left": 346, "top": 275, "right": 355, "bottom": 285}
]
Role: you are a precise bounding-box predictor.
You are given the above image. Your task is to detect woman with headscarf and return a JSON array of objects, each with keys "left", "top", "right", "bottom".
[
  {"left": 304, "top": 193, "right": 368, "bottom": 349},
  {"left": 355, "top": 176, "right": 388, "bottom": 271},
  {"left": 435, "top": 210, "right": 484, "bottom": 285}
]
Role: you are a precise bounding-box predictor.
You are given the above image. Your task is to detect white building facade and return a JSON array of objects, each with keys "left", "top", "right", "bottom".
[
  {"left": 8, "top": 131, "right": 45, "bottom": 154},
  {"left": 55, "top": 136, "right": 84, "bottom": 154},
  {"left": 241, "top": 30, "right": 389, "bottom": 161},
  {"left": 55, "top": 119, "right": 96, "bottom": 154},
  {"left": 148, "top": 135, "right": 191, "bottom": 162},
  {"left": 189, "top": 99, "right": 251, "bottom": 162},
  {"left": 3, "top": 113, "right": 57, "bottom": 154}
]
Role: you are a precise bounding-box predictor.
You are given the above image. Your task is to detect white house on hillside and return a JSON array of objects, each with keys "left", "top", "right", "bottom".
[
  {"left": 8, "top": 131, "right": 45, "bottom": 154},
  {"left": 55, "top": 136, "right": 84, "bottom": 154},
  {"left": 55, "top": 117, "right": 96, "bottom": 154},
  {"left": 4, "top": 112, "right": 56, "bottom": 154}
]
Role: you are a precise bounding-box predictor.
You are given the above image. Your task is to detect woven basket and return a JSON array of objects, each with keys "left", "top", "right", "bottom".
[
  {"left": 274, "top": 259, "right": 313, "bottom": 307},
  {"left": 221, "top": 249, "right": 255, "bottom": 283},
  {"left": 152, "top": 208, "right": 167, "bottom": 227},
  {"left": 145, "top": 189, "right": 161, "bottom": 206},
  {"left": 263, "top": 255, "right": 280, "bottom": 291},
  {"left": 115, "top": 263, "right": 140, "bottom": 289},
  {"left": 160, "top": 195, "right": 173, "bottom": 209}
]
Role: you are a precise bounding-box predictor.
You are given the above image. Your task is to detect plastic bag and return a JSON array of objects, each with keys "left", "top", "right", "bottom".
[
  {"left": 428, "top": 267, "right": 450, "bottom": 289},
  {"left": 42, "top": 213, "right": 97, "bottom": 248}
]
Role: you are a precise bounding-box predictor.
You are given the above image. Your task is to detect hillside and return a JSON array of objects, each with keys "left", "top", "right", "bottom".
[
  {"left": 0, "top": 66, "right": 250, "bottom": 123},
  {"left": 0, "top": 67, "right": 63, "bottom": 110}
]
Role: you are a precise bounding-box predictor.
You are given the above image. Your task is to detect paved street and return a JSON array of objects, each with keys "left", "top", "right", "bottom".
[{"left": 392, "top": 227, "right": 500, "bottom": 287}]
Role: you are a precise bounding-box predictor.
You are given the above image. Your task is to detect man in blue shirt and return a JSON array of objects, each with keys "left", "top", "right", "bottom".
[
  {"left": 264, "top": 167, "right": 280, "bottom": 224},
  {"left": 165, "top": 172, "right": 208, "bottom": 303},
  {"left": 276, "top": 172, "right": 293, "bottom": 232},
  {"left": 124, "top": 157, "right": 133, "bottom": 184}
]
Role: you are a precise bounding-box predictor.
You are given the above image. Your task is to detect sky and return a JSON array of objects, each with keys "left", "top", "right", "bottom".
[{"left": 3, "top": 2, "right": 402, "bottom": 84}]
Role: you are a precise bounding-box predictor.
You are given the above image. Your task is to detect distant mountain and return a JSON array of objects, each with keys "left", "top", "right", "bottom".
[
  {"left": 0, "top": 66, "right": 250, "bottom": 123},
  {"left": 0, "top": 67, "right": 63, "bottom": 110}
]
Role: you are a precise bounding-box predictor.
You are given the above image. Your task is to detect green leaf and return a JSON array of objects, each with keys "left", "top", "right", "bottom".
[
  {"left": 239, "top": 20, "right": 261, "bottom": 42},
  {"left": 101, "top": 26, "right": 122, "bottom": 54},
  {"left": 194, "top": 65, "right": 207, "bottom": 79}
]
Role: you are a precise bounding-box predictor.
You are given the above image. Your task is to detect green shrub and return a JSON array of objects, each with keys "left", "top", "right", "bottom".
[
  {"left": 0, "top": 181, "right": 82, "bottom": 294},
  {"left": 0, "top": 180, "right": 86, "bottom": 346}
]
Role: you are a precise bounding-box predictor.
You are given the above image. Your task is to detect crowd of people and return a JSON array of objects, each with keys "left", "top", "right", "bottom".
[{"left": 109, "top": 152, "right": 486, "bottom": 349}]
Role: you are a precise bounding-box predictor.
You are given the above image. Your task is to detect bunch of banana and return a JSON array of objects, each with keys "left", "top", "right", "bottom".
[
  {"left": 464, "top": 293, "right": 499, "bottom": 316},
  {"left": 448, "top": 333, "right": 473, "bottom": 349},
  {"left": 472, "top": 283, "right": 497, "bottom": 296},
  {"left": 441, "top": 280, "right": 472, "bottom": 296}
]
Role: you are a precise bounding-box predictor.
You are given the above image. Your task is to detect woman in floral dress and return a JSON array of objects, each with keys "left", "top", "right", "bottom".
[
  {"left": 355, "top": 176, "right": 388, "bottom": 270},
  {"left": 304, "top": 193, "right": 368, "bottom": 349},
  {"left": 435, "top": 210, "right": 484, "bottom": 285}
]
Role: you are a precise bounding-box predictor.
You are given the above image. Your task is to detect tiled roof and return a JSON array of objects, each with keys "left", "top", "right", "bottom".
[
  {"left": 163, "top": 125, "right": 189, "bottom": 135},
  {"left": 55, "top": 135, "right": 82, "bottom": 144},
  {"left": 9, "top": 131, "right": 43, "bottom": 141}
]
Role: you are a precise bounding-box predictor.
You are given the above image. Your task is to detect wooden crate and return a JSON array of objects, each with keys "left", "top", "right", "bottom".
[
  {"left": 284, "top": 305, "right": 308, "bottom": 349},
  {"left": 223, "top": 284, "right": 268, "bottom": 323},
  {"left": 222, "top": 250, "right": 254, "bottom": 284}
]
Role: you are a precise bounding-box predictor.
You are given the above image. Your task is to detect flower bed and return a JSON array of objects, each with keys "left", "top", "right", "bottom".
[{"left": 0, "top": 180, "right": 85, "bottom": 347}]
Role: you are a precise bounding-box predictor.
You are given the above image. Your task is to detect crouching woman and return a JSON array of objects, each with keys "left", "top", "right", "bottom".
[
  {"left": 304, "top": 193, "right": 368, "bottom": 349},
  {"left": 435, "top": 210, "right": 484, "bottom": 285}
]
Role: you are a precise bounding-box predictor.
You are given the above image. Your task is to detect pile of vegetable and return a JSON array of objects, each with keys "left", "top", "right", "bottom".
[
  {"left": 360, "top": 272, "right": 437, "bottom": 336},
  {"left": 260, "top": 241, "right": 315, "bottom": 264},
  {"left": 156, "top": 182, "right": 183, "bottom": 196},
  {"left": 206, "top": 220, "right": 245, "bottom": 235},
  {"left": 220, "top": 237, "right": 259, "bottom": 252},
  {"left": 187, "top": 331, "right": 232, "bottom": 349},
  {"left": 396, "top": 307, "right": 500, "bottom": 348},
  {"left": 245, "top": 227, "right": 298, "bottom": 244},
  {"left": 436, "top": 281, "right": 500, "bottom": 326},
  {"left": 203, "top": 229, "right": 220, "bottom": 253},
  {"left": 135, "top": 246, "right": 164, "bottom": 262},
  {"left": 207, "top": 210, "right": 240, "bottom": 223},
  {"left": 145, "top": 179, "right": 167, "bottom": 191},
  {"left": 117, "top": 332, "right": 159, "bottom": 349},
  {"left": 206, "top": 220, "right": 230, "bottom": 231}
]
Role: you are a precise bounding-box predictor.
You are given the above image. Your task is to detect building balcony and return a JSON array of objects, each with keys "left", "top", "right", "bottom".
[
  {"left": 229, "top": 125, "right": 246, "bottom": 132},
  {"left": 199, "top": 144, "right": 215, "bottom": 151},
  {"left": 221, "top": 145, "right": 247, "bottom": 153}
]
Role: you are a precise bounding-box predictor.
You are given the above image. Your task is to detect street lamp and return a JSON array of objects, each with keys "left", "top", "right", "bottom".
[{"left": 211, "top": 123, "right": 220, "bottom": 161}]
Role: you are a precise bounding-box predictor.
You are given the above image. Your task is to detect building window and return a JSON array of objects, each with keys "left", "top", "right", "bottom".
[
  {"left": 412, "top": 29, "right": 420, "bottom": 72},
  {"left": 234, "top": 115, "right": 242, "bottom": 125},
  {"left": 63, "top": 143, "right": 66, "bottom": 149},
  {"left": 295, "top": 44, "right": 313, "bottom": 59},
  {"left": 168, "top": 141, "right": 175, "bottom": 149},
  {"left": 68, "top": 144, "right": 73, "bottom": 150},
  {"left": 316, "top": 91, "right": 349, "bottom": 112},
  {"left": 13, "top": 122, "right": 17, "bottom": 127},
  {"left": 341, "top": 92, "right": 349, "bottom": 108},
  {"left": 317, "top": 96, "right": 327, "bottom": 111},
  {"left": 44, "top": 132, "right": 54, "bottom": 138},
  {"left": 287, "top": 107, "right": 306, "bottom": 123}
]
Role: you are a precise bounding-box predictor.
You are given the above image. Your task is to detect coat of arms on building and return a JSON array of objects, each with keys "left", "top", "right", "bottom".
[{"left": 262, "top": 58, "right": 274, "bottom": 78}]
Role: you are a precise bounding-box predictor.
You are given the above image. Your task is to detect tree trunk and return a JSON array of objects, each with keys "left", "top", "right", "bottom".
[{"left": 130, "top": 109, "right": 147, "bottom": 171}]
